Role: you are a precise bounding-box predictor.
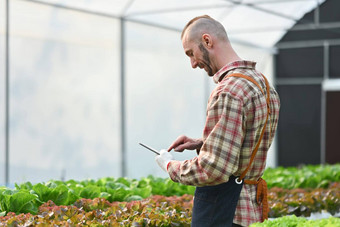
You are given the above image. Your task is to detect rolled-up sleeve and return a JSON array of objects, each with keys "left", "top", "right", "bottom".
[{"left": 167, "top": 92, "right": 244, "bottom": 186}]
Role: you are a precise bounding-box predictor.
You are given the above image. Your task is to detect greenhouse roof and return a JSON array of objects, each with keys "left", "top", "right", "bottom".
[{"left": 26, "top": 0, "right": 326, "bottom": 49}]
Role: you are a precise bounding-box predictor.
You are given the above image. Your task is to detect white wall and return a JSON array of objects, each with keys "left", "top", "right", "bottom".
[
  {"left": 1, "top": 0, "right": 121, "bottom": 185},
  {"left": 125, "top": 22, "right": 206, "bottom": 178}
]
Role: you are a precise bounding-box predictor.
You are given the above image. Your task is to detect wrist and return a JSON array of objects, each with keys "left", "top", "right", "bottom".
[
  {"left": 195, "top": 138, "right": 203, "bottom": 147},
  {"left": 195, "top": 138, "right": 203, "bottom": 154}
]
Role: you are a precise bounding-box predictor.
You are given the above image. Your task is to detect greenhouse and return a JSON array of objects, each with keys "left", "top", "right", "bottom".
[{"left": 0, "top": 0, "right": 339, "bottom": 226}]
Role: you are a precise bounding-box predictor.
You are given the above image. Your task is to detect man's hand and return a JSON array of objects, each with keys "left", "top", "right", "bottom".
[
  {"left": 167, "top": 135, "right": 203, "bottom": 152},
  {"left": 155, "top": 149, "right": 173, "bottom": 172}
]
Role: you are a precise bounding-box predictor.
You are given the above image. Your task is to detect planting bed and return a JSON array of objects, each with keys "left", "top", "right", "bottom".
[{"left": 0, "top": 164, "right": 339, "bottom": 226}]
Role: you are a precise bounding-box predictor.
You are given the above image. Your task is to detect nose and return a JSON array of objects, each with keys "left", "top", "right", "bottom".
[{"left": 190, "top": 58, "right": 198, "bottom": 68}]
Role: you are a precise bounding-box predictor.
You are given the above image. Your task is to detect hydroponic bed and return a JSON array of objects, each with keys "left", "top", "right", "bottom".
[{"left": 0, "top": 164, "right": 339, "bottom": 226}]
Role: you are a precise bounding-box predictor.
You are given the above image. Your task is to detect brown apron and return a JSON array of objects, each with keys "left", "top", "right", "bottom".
[{"left": 226, "top": 73, "right": 271, "bottom": 221}]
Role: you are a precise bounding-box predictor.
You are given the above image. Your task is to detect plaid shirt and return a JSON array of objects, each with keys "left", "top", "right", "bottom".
[{"left": 167, "top": 60, "right": 280, "bottom": 226}]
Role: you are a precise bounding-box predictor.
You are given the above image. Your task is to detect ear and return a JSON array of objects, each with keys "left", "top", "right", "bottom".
[{"left": 202, "top": 34, "right": 213, "bottom": 49}]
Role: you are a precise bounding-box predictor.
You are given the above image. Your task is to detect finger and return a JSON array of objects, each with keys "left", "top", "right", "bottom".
[
  {"left": 174, "top": 147, "right": 184, "bottom": 152},
  {"left": 173, "top": 143, "right": 190, "bottom": 152},
  {"left": 169, "top": 142, "right": 184, "bottom": 152},
  {"left": 167, "top": 136, "right": 186, "bottom": 151}
]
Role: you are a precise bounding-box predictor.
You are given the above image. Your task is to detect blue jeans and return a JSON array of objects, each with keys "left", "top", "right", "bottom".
[{"left": 191, "top": 176, "right": 243, "bottom": 227}]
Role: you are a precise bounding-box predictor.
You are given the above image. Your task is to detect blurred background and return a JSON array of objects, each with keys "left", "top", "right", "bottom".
[{"left": 1, "top": 0, "right": 339, "bottom": 186}]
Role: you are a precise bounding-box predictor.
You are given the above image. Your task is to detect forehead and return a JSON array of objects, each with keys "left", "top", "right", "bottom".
[{"left": 182, "top": 31, "right": 194, "bottom": 52}]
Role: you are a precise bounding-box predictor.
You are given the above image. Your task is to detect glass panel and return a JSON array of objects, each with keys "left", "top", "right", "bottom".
[
  {"left": 276, "top": 47, "right": 323, "bottom": 78},
  {"left": 277, "top": 85, "right": 321, "bottom": 166},
  {"left": 9, "top": 0, "right": 120, "bottom": 184},
  {"left": 125, "top": 22, "right": 206, "bottom": 178},
  {"left": 320, "top": 0, "right": 340, "bottom": 23},
  {"left": 129, "top": 8, "right": 229, "bottom": 34},
  {"left": 253, "top": 0, "right": 323, "bottom": 24},
  {"left": 330, "top": 45, "right": 340, "bottom": 78},
  {"left": 34, "top": 0, "right": 127, "bottom": 16},
  {"left": 326, "top": 91, "right": 340, "bottom": 164}
]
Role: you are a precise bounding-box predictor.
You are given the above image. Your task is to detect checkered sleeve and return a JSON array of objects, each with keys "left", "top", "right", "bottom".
[{"left": 167, "top": 91, "right": 244, "bottom": 186}]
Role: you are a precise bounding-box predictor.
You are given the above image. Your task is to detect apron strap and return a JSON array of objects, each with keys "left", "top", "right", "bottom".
[{"left": 225, "top": 73, "right": 271, "bottom": 221}]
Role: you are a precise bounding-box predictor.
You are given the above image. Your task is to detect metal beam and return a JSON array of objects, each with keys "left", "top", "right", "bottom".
[
  {"left": 229, "top": 21, "right": 340, "bottom": 34},
  {"left": 245, "top": 0, "right": 314, "bottom": 4},
  {"left": 126, "top": 18, "right": 182, "bottom": 33},
  {"left": 124, "top": 4, "right": 233, "bottom": 17},
  {"left": 5, "top": 0, "right": 10, "bottom": 186},
  {"left": 320, "top": 40, "right": 329, "bottom": 165},
  {"left": 120, "top": 0, "right": 135, "bottom": 17},
  {"left": 21, "top": 0, "right": 121, "bottom": 19},
  {"left": 323, "top": 41, "right": 329, "bottom": 79},
  {"left": 224, "top": 0, "right": 299, "bottom": 22},
  {"left": 120, "top": 18, "right": 126, "bottom": 177},
  {"left": 320, "top": 89, "right": 326, "bottom": 164},
  {"left": 276, "top": 78, "right": 323, "bottom": 85},
  {"left": 290, "top": 21, "right": 340, "bottom": 31},
  {"left": 276, "top": 38, "right": 340, "bottom": 49},
  {"left": 314, "top": 0, "right": 320, "bottom": 25}
]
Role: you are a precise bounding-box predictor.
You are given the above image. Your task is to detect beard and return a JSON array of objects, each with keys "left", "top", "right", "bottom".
[{"left": 198, "top": 43, "right": 214, "bottom": 76}]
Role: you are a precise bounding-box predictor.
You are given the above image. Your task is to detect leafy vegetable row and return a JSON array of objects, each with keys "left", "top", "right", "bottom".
[
  {"left": 250, "top": 215, "right": 340, "bottom": 227},
  {"left": 0, "top": 176, "right": 195, "bottom": 215},
  {"left": 1, "top": 193, "right": 339, "bottom": 226},
  {"left": 263, "top": 164, "right": 340, "bottom": 189},
  {"left": 1, "top": 183, "right": 339, "bottom": 219},
  {"left": 268, "top": 182, "right": 340, "bottom": 217},
  {"left": 0, "top": 195, "right": 193, "bottom": 226},
  {"left": 0, "top": 164, "right": 339, "bottom": 215}
]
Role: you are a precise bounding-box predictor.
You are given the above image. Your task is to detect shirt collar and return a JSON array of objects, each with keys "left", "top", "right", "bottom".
[{"left": 213, "top": 60, "right": 257, "bottom": 83}]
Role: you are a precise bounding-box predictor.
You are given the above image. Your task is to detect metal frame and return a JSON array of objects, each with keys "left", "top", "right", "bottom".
[
  {"left": 321, "top": 88, "right": 326, "bottom": 164},
  {"left": 3, "top": 0, "right": 330, "bottom": 184},
  {"left": 230, "top": 21, "right": 340, "bottom": 34},
  {"left": 276, "top": 78, "right": 323, "bottom": 85},
  {"left": 224, "top": 0, "right": 299, "bottom": 21},
  {"left": 275, "top": 37, "right": 340, "bottom": 165},
  {"left": 321, "top": 40, "right": 329, "bottom": 164},
  {"left": 276, "top": 38, "right": 340, "bottom": 49},
  {"left": 21, "top": 0, "right": 121, "bottom": 19},
  {"left": 119, "top": 18, "right": 127, "bottom": 177},
  {"left": 5, "top": 0, "right": 10, "bottom": 186},
  {"left": 124, "top": 3, "right": 234, "bottom": 17}
]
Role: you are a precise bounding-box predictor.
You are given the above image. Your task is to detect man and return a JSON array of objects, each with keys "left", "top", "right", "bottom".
[{"left": 155, "top": 15, "right": 280, "bottom": 227}]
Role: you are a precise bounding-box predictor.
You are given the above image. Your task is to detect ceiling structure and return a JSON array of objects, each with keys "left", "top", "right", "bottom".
[{"left": 22, "top": 0, "right": 326, "bottom": 50}]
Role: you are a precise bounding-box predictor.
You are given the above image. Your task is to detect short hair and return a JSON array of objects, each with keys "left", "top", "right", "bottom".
[{"left": 181, "top": 15, "right": 229, "bottom": 43}]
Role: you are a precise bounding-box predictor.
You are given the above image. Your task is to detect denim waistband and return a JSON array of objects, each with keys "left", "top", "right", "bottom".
[{"left": 195, "top": 175, "right": 240, "bottom": 191}]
